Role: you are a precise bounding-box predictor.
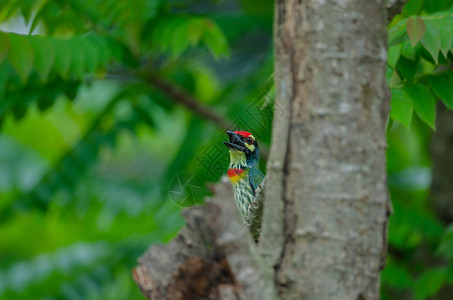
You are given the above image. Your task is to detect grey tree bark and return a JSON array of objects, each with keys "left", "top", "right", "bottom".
[
  {"left": 133, "top": 1, "right": 391, "bottom": 299},
  {"left": 260, "top": 0, "right": 390, "bottom": 299}
]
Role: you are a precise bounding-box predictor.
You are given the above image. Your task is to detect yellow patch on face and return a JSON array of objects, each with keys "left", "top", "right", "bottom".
[
  {"left": 245, "top": 143, "right": 255, "bottom": 152},
  {"left": 244, "top": 134, "right": 255, "bottom": 152}
]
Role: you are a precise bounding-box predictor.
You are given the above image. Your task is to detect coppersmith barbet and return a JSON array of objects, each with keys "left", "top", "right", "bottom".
[{"left": 224, "top": 130, "right": 264, "bottom": 217}]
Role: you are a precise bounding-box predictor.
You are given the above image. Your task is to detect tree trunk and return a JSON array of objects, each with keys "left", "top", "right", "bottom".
[
  {"left": 133, "top": 1, "right": 390, "bottom": 299},
  {"left": 431, "top": 103, "right": 453, "bottom": 224},
  {"left": 261, "top": 0, "right": 390, "bottom": 299}
]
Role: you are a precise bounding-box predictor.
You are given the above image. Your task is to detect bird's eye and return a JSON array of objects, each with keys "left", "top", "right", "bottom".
[{"left": 246, "top": 137, "right": 253, "bottom": 144}]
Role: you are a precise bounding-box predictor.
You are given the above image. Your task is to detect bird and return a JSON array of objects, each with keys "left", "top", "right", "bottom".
[{"left": 224, "top": 130, "right": 264, "bottom": 217}]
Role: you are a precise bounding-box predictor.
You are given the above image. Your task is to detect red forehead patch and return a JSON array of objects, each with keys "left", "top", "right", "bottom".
[{"left": 234, "top": 131, "right": 252, "bottom": 138}]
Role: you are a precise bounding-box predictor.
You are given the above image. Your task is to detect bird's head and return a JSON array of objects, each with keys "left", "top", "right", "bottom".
[{"left": 224, "top": 130, "right": 259, "bottom": 168}]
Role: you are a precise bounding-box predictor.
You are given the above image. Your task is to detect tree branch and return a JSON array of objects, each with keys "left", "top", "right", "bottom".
[
  {"left": 133, "top": 179, "right": 277, "bottom": 300},
  {"left": 387, "top": 0, "right": 407, "bottom": 22},
  {"left": 431, "top": 103, "right": 453, "bottom": 224},
  {"left": 149, "top": 77, "right": 232, "bottom": 129},
  {"left": 148, "top": 76, "right": 269, "bottom": 160}
]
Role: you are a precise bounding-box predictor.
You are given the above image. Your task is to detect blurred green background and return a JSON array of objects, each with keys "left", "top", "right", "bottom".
[{"left": 1, "top": 0, "right": 453, "bottom": 299}]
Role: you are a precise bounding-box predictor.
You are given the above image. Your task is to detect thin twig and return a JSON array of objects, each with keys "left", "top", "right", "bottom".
[
  {"left": 149, "top": 77, "right": 232, "bottom": 129},
  {"left": 148, "top": 76, "right": 269, "bottom": 159}
]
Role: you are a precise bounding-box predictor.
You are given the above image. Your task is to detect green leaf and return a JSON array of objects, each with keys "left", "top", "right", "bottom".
[
  {"left": 406, "top": 16, "right": 425, "bottom": 47},
  {"left": 149, "top": 16, "right": 209, "bottom": 58},
  {"left": 11, "top": 100, "right": 29, "bottom": 120},
  {"left": 87, "top": 36, "right": 111, "bottom": 68},
  {"left": 70, "top": 38, "right": 86, "bottom": 78},
  {"left": 423, "top": 0, "right": 452, "bottom": 13},
  {"left": 133, "top": 104, "right": 156, "bottom": 129},
  {"left": 63, "top": 80, "right": 79, "bottom": 100},
  {"left": 390, "top": 88, "right": 413, "bottom": 128},
  {"left": 434, "top": 19, "right": 453, "bottom": 57},
  {"left": 415, "top": 56, "right": 436, "bottom": 79},
  {"left": 7, "top": 34, "right": 34, "bottom": 82},
  {"left": 202, "top": 20, "right": 230, "bottom": 58},
  {"left": 30, "top": 35, "right": 55, "bottom": 81},
  {"left": 396, "top": 56, "right": 417, "bottom": 81},
  {"left": 404, "top": 83, "right": 436, "bottom": 130},
  {"left": 381, "top": 262, "right": 413, "bottom": 288},
  {"left": 388, "top": 19, "right": 408, "bottom": 47},
  {"left": 187, "top": 18, "right": 205, "bottom": 46},
  {"left": 28, "top": 0, "right": 49, "bottom": 33},
  {"left": 420, "top": 19, "right": 441, "bottom": 63},
  {"left": 0, "top": 61, "right": 7, "bottom": 96},
  {"left": 169, "top": 18, "right": 192, "bottom": 57},
  {"left": 37, "top": 95, "right": 55, "bottom": 112},
  {"left": 428, "top": 71, "right": 453, "bottom": 110},
  {"left": 414, "top": 268, "right": 447, "bottom": 300},
  {"left": 0, "top": 31, "right": 10, "bottom": 61},
  {"left": 402, "top": 0, "right": 424, "bottom": 16},
  {"left": 388, "top": 44, "right": 402, "bottom": 68},
  {"left": 401, "top": 40, "right": 421, "bottom": 60},
  {"left": 81, "top": 38, "right": 100, "bottom": 73},
  {"left": 52, "top": 38, "right": 72, "bottom": 78},
  {"left": 388, "top": 67, "right": 402, "bottom": 87}
]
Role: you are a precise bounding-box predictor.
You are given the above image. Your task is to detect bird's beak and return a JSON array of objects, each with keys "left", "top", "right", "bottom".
[{"left": 224, "top": 131, "right": 246, "bottom": 152}]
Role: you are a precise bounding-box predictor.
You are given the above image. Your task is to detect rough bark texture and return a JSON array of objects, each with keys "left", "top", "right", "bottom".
[
  {"left": 133, "top": 179, "right": 276, "bottom": 300},
  {"left": 431, "top": 104, "right": 453, "bottom": 224},
  {"left": 260, "top": 1, "right": 390, "bottom": 299}
]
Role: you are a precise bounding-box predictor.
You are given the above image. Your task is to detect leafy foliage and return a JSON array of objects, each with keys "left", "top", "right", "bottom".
[
  {"left": 383, "top": 3, "right": 453, "bottom": 298},
  {"left": 388, "top": 1, "right": 453, "bottom": 129},
  {"left": 0, "top": 0, "right": 273, "bottom": 299}
]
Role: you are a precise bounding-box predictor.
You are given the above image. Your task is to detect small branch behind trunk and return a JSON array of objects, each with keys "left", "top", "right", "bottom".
[
  {"left": 387, "top": 0, "right": 407, "bottom": 22},
  {"left": 149, "top": 77, "right": 232, "bottom": 129},
  {"left": 147, "top": 77, "right": 269, "bottom": 160}
]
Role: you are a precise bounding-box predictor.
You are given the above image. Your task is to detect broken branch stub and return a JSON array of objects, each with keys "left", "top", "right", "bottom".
[{"left": 132, "top": 180, "right": 276, "bottom": 300}]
